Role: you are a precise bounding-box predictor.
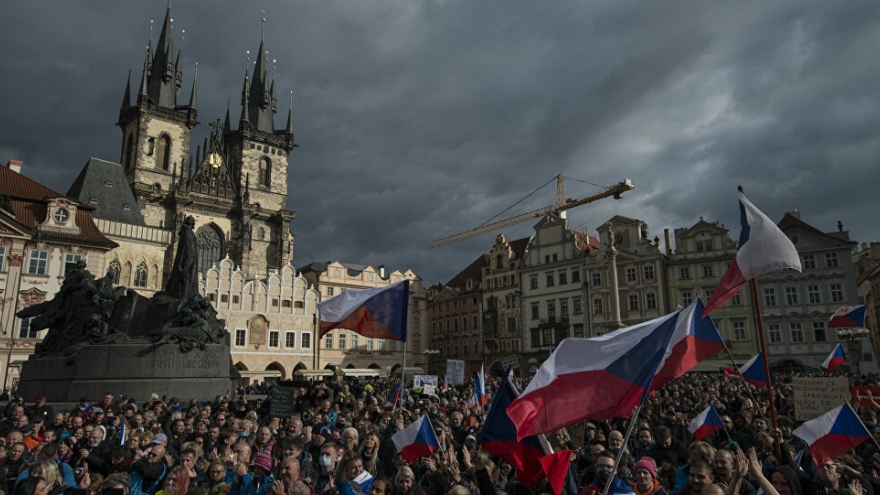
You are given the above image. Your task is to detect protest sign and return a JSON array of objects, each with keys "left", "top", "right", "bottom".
[
  {"left": 792, "top": 377, "right": 851, "bottom": 420},
  {"left": 447, "top": 359, "right": 465, "bottom": 385}
]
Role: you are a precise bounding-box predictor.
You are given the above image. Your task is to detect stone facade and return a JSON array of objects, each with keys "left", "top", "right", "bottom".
[
  {"left": 199, "top": 257, "right": 319, "bottom": 384},
  {"left": 481, "top": 234, "right": 530, "bottom": 373},
  {"left": 584, "top": 216, "right": 667, "bottom": 336},
  {"left": 519, "top": 214, "right": 594, "bottom": 373},
  {"left": 666, "top": 219, "right": 757, "bottom": 364}
]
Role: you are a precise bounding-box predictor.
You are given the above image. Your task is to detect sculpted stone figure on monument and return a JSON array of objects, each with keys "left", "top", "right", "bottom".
[{"left": 164, "top": 215, "right": 200, "bottom": 300}]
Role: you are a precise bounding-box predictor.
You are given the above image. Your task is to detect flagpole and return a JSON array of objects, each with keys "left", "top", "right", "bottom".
[
  {"left": 313, "top": 314, "right": 320, "bottom": 373},
  {"left": 749, "top": 278, "right": 782, "bottom": 460},
  {"left": 600, "top": 405, "right": 641, "bottom": 495},
  {"left": 394, "top": 280, "right": 411, "bottom": 414},
  {"left": 723, "top": 346, "right": 760, "bottom": 409}
]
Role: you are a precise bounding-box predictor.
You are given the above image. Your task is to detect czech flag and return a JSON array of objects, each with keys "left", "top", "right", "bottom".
[
  {"left": 829, "top": 305, "right": 867, "bottom": 329},
  {"left": 384, "top": 383, "right": 401, "bottom": 408},
  {"left": 479, "top": 369, "right": 565, "bottom": 488},
  {"left": 739, "top": 353, "right": 774, "bottom": 388},
  {"left": 704, "top": 190, "right": 802, "bottom": 316},
  {"left": 391, "top": 414, "right": 440, "bottom": 464},
  {"left": 792, "top": 403, "right": 871, "bottom": 465},
  {"left": 469, "top": 364, "right": 487, "bottom": 408},
  {"left": 318, "top": 280, "right": 409, "bottom": 341},
  {"left": 821, "top": 344, "right": 847, "bottom": 374},
  {"left": 688, "top": 405, "right": 724, "bottom": 441},
  {"left": 509, "top": 303, "right": 704, "bottom": 439},
  {"left": 650, "top": 298, "right": 726, "bottom": 389}
]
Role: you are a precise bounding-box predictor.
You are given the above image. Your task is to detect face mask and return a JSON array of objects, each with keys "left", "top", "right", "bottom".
[
  {"left": 867, "top": 421, "right": 877, "bottom": 429},
  {"left": 319, "top": 455, "right": 333, "bottom": 468},
  {"left": 596, "top": 470, "right": 612, "bottom": 486}
]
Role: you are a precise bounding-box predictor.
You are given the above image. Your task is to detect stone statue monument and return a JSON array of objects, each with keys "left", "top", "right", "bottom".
[{"left": 16, "top": 218, "right": 236, "bottom": 400}]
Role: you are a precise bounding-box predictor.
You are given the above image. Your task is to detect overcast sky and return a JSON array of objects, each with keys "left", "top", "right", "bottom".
[{"left": 2, "top": 1, "right": 880, "bottom": 286}]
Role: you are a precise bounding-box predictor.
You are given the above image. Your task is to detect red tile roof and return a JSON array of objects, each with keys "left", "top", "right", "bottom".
[{"left": 0, "top": 166, "right": 115, "bottom": 248}]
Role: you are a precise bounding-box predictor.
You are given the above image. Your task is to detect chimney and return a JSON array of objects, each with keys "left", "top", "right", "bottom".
[
  {"left": 664, "top": 228, "right": 672, "bottom": 256},
  {"left": 6, "top": 160, "right": 22, "bottom": 174}
]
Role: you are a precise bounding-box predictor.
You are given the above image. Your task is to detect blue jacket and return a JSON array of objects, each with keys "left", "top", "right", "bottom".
[{"left": 230, "top": 473, "right": 275, "bottom": 495}]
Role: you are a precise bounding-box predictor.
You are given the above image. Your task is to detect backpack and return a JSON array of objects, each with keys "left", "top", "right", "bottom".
[{"left": 130, "top": 463, "right": 167, "bottom": 495}]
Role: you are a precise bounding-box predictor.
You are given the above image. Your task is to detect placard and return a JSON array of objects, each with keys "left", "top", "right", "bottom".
[
  {"left": 447, "top": 359, "right": 465, "bottom": 385},
  {"left": 423, "top": 384, "right": 436, "bottom": 396},
  {"left": 501, "top": 355, "right": 521, "bottom": 370},
  {"left": 792, "top": 377, "right": 851, "bottom": 420},
  {"left": 413, "top": 375, "right": 439, "bottom": 388},
  {"left": 269, "top": 386, "right": 296, "bottom": 418}
]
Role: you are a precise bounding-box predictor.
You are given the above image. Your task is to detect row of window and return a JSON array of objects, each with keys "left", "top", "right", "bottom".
[
  {"left": 530, "top": 324, "right": 586, "bottom": 348},
  {"left": 233, "top": 329, "right": 312, "bottom": 349},
  {"left": 592, "top": 293, "right": 657, "bottom": 314},
  {"left": 530, "top": 298, "right": 583, "bottom": 320},
  {"left": 430, "top": 338, "right": 482, "bottom": 357},
  {"left": 529, "top": 268, "right": 582, "bottom": 289},
  {"left": 323, "top": 333, "right": 401, "bottom": 352},
  {"left": 676, "top": 253, "right": 841, "bottom": 281},
  {"left": 767, "top": 322, "right": 829, "bottom": 344},
  {"left": 432, "top": 314, "right": 480, "bottom": 335},
  {"left": 430, "top": 297, "right": 480, "bottom": 314},
  {"left": 763, "top": 285, "right": 845, "bottom": 306}
]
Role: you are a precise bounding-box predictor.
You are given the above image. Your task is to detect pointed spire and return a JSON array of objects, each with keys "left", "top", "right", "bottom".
[
  {"left": 148, "top": 5, "right": 179, "bottom": 108},
  {"left": 285, "top": 90, "right": 293, "bottom": 133},
  {"left": 239, "top": 70, "right": 250, "bottom": 127},
  {"left": 224, "top": 98, "right": 231, "bottom": 132},
  {"left": 188, "top": 62, "right": 198, "bottom": 109},
  {"left": 121, "top": 70, "right": 132, "bottom": 110},
  {"left": 138, "top": 42, "right": 150, "bottom": 101}
]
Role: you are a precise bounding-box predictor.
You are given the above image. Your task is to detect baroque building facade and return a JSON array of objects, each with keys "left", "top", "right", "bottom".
[{"left": 481, "top": 235, "right": 530, "bottom": 374}]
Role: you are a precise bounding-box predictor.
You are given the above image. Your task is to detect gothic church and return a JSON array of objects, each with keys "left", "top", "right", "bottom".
[{"left": 71, "top": 5, "right": 296, "bottom": 289}]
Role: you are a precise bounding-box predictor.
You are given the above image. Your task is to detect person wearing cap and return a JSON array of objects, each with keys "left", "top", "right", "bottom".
[
  {"left": 230, "top": 451, "right": 275, "bottom": 495},
  {"left": 130, "top": 443, "right": 169, "bottom": 492},
  {"left": 73, "top": 397, "right": 93, "bottom": 423},
  {"left": 25, "top": 396, "right": 52, "bottom": 425},
  {"left": 580, "top": 450, "right": 635, "bottom": 495},
  {"left": 633, "top": 459, "right": 666, "bottom": 495},
  {"left": 20, "top": 423, "right": 41, "bottom": 451}
]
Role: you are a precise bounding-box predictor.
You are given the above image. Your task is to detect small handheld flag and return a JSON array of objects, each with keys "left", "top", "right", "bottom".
[
  {"left": 391, "top": 415, "right": 440, "bottom": 464},
  {"left": 739, "top": 353, "right": 774, "bottom": 387},
  {"left": 688, "top": 405, "right": 724, "bottom": 441},
  {"left": 821, "top": 344, "right": 846, "bottom": 374}
]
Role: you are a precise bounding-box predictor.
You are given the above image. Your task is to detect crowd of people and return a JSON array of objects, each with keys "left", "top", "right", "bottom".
[{"left": 0, "top": 371, "right": 877, "bottom": 495}]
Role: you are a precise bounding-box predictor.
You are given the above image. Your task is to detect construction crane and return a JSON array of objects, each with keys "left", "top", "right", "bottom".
[{"left": 431, "top": 175, "right": 634, "bottom": 248}]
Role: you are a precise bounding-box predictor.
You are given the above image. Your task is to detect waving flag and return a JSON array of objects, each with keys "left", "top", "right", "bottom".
[
  {"left": 704, "top": 190, "right": 802, "bottom": 316},
  {"left": 792, "top": 403, "right": 871, "bottom": 465},
  {"left": 479, "top": 369, "right": 560, "bottom": 488},
  {"left": 829, "top": 305, "right": 866, "bottom": 329},
  {"left": 739, "top": 353, "right": 774, "bottom": 387},
  {"left": 508, "top": 308, "right": 680, "bottom": 439},
  {"left": 318, "top": 280, "right": 409, "bottom": 341},
  {"left": 468, "top": 363, "right": 487, "bottom": 409},
  {"left": 688, "top": 405, "right": 724, "bottom": 441},
  {"left": 821, "top": 344, "right": 847, "bottom": 374},
  {"left": 651, "top": 298, "right": 726, "bottom": 389},
  {"left": 384, "top": 383, "right": 401, "bottom": 409},
  {"left": 391, "top": 414, "right": 440, "bottom": 464}
]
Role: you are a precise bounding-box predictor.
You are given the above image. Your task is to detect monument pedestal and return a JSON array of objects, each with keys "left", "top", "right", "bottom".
[{"left": 18, "top": 343, "right": 234, "bottom": 401}]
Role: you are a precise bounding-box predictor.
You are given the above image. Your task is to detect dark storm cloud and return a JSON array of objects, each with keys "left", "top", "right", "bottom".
[{"left": 2, "top": 1, "right": 880, "bottom": 285}]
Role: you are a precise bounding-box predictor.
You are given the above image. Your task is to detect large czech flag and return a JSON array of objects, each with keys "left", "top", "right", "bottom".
[
  {"left": 829, "top": 305, "right": 867, "bottom": 329},
  {"left": 792, "top": 403, "right": 871, "bottom": 465},
  {"left": 704, "top": 190, "right": 801, "bottom": 316},
  {"left": 508, "top": 301, "right": 720, "bottom": 440},
  {"left": 318, "top": 280, "right": 409, "bottom": 341},
  {"left": 651, "top": 298, "right": 726, "bottom": 389}
]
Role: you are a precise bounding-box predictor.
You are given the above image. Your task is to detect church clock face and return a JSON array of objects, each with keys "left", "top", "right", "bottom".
[
  {"left": 208, "top": 152, "right": 223, "bottom": 168},
  {"left": 53, "top": 208, "right": 70, "bottom": 224}
]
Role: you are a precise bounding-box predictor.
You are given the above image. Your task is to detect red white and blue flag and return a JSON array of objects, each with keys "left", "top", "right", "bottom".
[
  {"left": 792, "top": 403, "right": 871, "bottom": 465},
  {"left": 478, "top": 369, "right": 571, "bottom": 488},
  {"left": 821, "top": 344, "right": 847, "bottom": 374},
  {"left": 829, "top": 305, "right": 867, "bottom": 329},
  {"left": 507, "top": 300, "right": 721, "bottom": 439},
  {"left": 688, "top": 405, "right": 724, "bottom": 441},
  {"left": 468, "top": 364, "right": 487, "bottom": 409},
  {"left": 704, "top": 191, "right": 802, "bottom": 316},
  {"left": 739, "top": 353, "right": 774, "bottom": 388},
  {"left": 318, "top": 280, "right": 409, "bottom": 341},
  {"left": 384, "top": 383, "right": 401, "bottom": 409},
  {"left": 651, "top": 298, "right": 726, "bottom": 389},
  {"left": 391, "top": 414, "right": 441, "bottom": 464}
]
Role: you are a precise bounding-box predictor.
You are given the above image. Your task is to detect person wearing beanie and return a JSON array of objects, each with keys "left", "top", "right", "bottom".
[
  {"left": 230, "top": 451, "right": 275, "bottom": 495},
  {"left": 633, "top": 458, "right": 666, "bottom": 495}
]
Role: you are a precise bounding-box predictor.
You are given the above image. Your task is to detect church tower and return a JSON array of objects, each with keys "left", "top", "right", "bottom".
[
  {"left": 117, "top": 5, "right": 198, "bottom": 229},
  {"left": 221, "top": 25, "right": 296, "bottom": 278}
]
